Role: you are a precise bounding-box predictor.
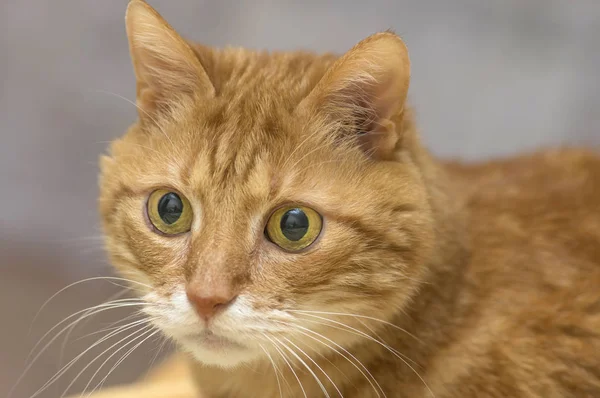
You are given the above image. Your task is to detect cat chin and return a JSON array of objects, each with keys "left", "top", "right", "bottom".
[{"left": 179, "top": 339, "right": 261, "bottom": 368}]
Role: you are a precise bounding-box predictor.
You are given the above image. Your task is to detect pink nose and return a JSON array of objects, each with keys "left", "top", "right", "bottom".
[{"left": 186, "top": 288, "right": 237, "bottom": 321}]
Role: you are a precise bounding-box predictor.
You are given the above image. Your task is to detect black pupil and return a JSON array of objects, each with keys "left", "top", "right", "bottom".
[
  {"left": 157, "top": 192, "right": 183, "bottom": 225},
  {"left": 280, "top": 208, "right": 309, "bottom": 241}
]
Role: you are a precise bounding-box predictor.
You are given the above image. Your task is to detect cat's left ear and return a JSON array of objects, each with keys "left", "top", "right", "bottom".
[
  {"left": 297, "top": 32, "right": 410, "bottom": 160},
  {"left": 125, "top": 0, "right": 215, "bottom": 123}
]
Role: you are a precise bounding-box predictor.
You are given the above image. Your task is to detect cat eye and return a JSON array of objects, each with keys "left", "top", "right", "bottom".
[
  {"left": 265, "top": 206, "right": 322, "bottom": 251},
  {"left": 147, "top": 189, "right": 193, "bottom": 235}
]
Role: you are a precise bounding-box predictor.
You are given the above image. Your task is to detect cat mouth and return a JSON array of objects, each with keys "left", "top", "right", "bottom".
[{"left": 182, "top": 330, "right": 247, "bottom": 351}]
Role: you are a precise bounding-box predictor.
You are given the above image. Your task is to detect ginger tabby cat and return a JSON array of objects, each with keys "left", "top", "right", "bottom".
[{"left": 82, "top": 1, "right": 600, "bottom": 397}]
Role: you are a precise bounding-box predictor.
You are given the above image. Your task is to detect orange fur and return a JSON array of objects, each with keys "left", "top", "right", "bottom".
[{"left": 82, "top": 1, "right": 600, "bottom": 397}]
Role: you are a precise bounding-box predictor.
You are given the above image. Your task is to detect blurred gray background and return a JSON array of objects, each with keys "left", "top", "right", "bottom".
[{"left": 1, "top": 0, "right": 599, "bottom": 397}]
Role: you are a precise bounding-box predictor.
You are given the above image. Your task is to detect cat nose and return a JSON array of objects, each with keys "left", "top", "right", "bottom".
[{"left": 185, "top": 286, "right": 237, "bottom": 321}]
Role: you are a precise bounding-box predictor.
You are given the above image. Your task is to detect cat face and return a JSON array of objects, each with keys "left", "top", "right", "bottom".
[{"left": 99, "top": 0, "right": 434, "bottom": 368}]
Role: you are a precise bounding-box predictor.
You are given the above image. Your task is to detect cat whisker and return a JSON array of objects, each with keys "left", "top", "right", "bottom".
[
  {"left": 29, "top": 276, "right": 150, "bottom": 366},
  {"left": 294, "top": 335, "right": 354, "bottom": 387},
  {"left": 259, "top": 343, "right": 285, "bottom": 398},
  {"left": 264, "top": 334, "right": 308, "bottom": 398},
  {"left": 260, "top": 336, "right": 295, "bottom": 394},
  {"left": 27, "top": 298, "right": 146, "bottom": 364},
  {"left": 144, "top": 334, "right": 170, "bottom": 381},
  {"left": 78, "top": 324, "right": 160, "bottom": 398},
  {"left": 28, "top": 318, "right": 154, "bottom": 398},
  {"left": 30, "top": 276, "right": 151, "bottom": 333},
  {"left": 58, "top": 291, "right": 134, "bottom": 369},
  {"left": 73, "top": 310, "right": 146, "bottom": 341},
  {"left": 289, "top": 309, "right": 423, "bottom": 344},
  {"left": 284, "top": 337, "right": 344, "bottom": 398},
  {"left": 295, "top": 314, "right": 418, "bottom": 368},
  {"left": 353, "top": 317, "right": 391, "bottom": 352},
  {"left": 10, "top": 300, "right": 148, "bottom": 398},
  {"left": 272, "top": 320, "right": 384, "bottom": 398},
  {"left": 92, "top": 328, "right": 162, "bottom": 395},
  {"left": 296, "top": 313, "right": 434, "bottom": 397},
  {"left": 276, "top": 336, "right": 331, "bottom": 398},
  {"left": 62, "top": 321, "right": 157, "bottom": 398}
]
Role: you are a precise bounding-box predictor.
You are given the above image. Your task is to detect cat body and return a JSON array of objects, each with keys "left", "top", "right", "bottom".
[{"left": 91, "top": 1, "right": 600, "bottom": 397}]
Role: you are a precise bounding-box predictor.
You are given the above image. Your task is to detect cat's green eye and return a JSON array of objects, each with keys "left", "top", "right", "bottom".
[
  {"left": 265, "top": 206, "right": 322, "bottom": 251},
  {"left": 147, "top": 190, "right": 193, "bottom": 235}
]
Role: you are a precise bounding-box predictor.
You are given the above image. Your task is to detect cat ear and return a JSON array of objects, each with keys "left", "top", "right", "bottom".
[
  {"left": 298, "top": 32, "right": 410, "bottom": 160},
  {"left": 125, "top": 0, "right": 215, "bottom": 122}
]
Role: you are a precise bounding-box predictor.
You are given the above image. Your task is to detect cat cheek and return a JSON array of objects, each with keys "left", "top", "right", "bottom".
[
  {"left": 117, "top": 266, "right": 154, "bottom": 295},
  {"left": 143, "top": 287, "right": 199, "bottom": 336}
]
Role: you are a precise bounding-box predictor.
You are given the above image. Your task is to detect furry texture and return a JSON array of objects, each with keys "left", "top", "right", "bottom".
[{"left": 86, "top": 0, "right": 600, "bottom": 397}]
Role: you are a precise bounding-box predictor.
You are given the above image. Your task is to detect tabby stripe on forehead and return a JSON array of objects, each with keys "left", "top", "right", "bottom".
[
  {"left": 238, "top": 149, "right": 259, "bottom": 184},
  {"left": 207, "top": 138, "right": 218, "bottom": 177},
  {"left": 221, "top": 141, "right": 261, "bottom": 187},
  {"left": 211, "top": 127, "right": 236, "bottom": 186},
  {"left": 217, "top": 152, "right": 236, "bottom": 187},
  {"left": 178, "top": 153, "right": 194, "bottom": 187}
]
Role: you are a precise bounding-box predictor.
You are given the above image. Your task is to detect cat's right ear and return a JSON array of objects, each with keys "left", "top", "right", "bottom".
[
  {"left": 296, "top": 32, "right": 410, "bottom": 160},
  {"left": 125, "top": 0, "right": 214, "bottom": 123}
]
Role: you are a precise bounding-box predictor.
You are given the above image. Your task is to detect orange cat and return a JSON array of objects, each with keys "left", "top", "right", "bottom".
[{"left": 87, "top": 0, "right": 600, "bottom": 397}]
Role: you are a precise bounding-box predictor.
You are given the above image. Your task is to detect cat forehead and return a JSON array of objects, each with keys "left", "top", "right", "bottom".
[
  {"left": 125, "top": 47, "right": 341, "bottom": 172},
  {"left": 126, "top": 104, "right": 315, "bottom": 196},
  {"left": 110, "top": 48, "right": 360, "bottom": 197},
  {"left": 196, "top": 47, "right": 336, "bottom": 104},
  {"left": 162, "top": 94, "right": 328, "bottom": 172},
  {"left": 112, "top": 95, "right": 335, "bottom": 200}
]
